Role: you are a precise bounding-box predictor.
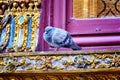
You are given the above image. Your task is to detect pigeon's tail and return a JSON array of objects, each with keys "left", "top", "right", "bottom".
[{"left": 70, "top": 44, "right": 82, "bottom": 50}]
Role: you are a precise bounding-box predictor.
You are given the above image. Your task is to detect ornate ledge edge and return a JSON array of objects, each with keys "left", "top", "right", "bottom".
[
  {"left": 1, "top": 49, "right": 120, "bottom": 56},
  {"left": 0, "top": 50, "right": 119, "bottom": 72},
  {"left": 0, "top": 50, "right": 120, "bottom": 79}
]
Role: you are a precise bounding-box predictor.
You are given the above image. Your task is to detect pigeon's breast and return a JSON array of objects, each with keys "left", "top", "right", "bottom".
[
  {"left": 52, "top": 29, "right": 68, "bottom": 43},
  {"left": 43, "top": 29, "right": 55, "bottom": 45}
]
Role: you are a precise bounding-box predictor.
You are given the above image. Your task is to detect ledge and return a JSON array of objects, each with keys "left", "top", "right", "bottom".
[
  {"left": 1, "top": 49, "right": 120, "bottom": 56},
  {"left": 0, "top": 50, "right": 120, "bottom": 79}
]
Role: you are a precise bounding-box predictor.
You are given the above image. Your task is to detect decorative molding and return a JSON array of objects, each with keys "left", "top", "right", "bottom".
[
  {"left": 0, "top": 50, "right": 120, "bottom": 79},
  {"left": 0, "top": 50, "right": 120, "bottom": 73},
  {"left": 0, "top": 72, "right": 120, "bottom": 80},
  {"left": 73, "top": 0, "right": 120, "bottom": 18},
  {"left": 0, "top": 1, "right": 41, "bottom": 52},
  {"left": 97, "top": 0, "right": 120, "bottom": 17},
  {"left": 73, "top": 0, "right": 83, "bottom": 18}
]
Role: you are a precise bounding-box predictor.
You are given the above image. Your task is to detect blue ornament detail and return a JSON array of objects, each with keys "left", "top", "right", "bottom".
[
  {"left": 17, "top": 16, "right": 24, "bottom": 47},
  {"left": 19, "top": 16, "right": 24, "bottom": 23},
  {"left": 7, "top": 17, "right": 16, "bottom": 48},
  {"left": 0, "top": 28, "right": 6, "bottom": 46},
  {"left": 26, "top": 17, "right": 32, "bottom": 47}
]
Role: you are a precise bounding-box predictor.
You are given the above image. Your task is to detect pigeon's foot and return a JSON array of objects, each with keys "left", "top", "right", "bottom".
[{"left": 55, "top": 48, "right": 59, "bottom": 51}]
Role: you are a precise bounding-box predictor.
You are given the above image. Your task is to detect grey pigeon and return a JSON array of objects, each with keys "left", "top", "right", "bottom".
[{"left": 43, "top": 26, "right": 82, "bottom": 50}]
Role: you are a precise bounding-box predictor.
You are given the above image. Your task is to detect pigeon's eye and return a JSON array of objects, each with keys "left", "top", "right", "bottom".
[{"left": 46, "top": 29, "right": 51, "bottom": 33}]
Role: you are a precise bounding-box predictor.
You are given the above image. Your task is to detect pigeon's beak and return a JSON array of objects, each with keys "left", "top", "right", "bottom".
[{"left": 44, "top": 31, "right": 47, "bottom": 34}]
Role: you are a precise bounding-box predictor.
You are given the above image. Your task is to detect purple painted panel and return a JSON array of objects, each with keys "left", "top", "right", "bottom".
[
  {"left": 37, "top": 0, "right": 51, "bottom": 51},
  {"left": 37, "top": 0, "right": 120, "bottom": 51},
  {"left": 66, "top": 0, "right": 120, "bottom": 35},
  {"left": 53, "top": 0, "right": 66, "bottom": 29},
  {"left": 73, "top": 35, "right": 120, "bottom": 46},
  {"left": 67, "top": 18, "right": 120, "bottom": 34},
  {"left": 65, "top": 0, "right": 120, "bottom": 50}
]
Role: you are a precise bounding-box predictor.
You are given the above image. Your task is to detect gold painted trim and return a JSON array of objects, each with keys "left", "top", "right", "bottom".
[
  {"left": 3, "top": 1, "right": 41, "bottom": 52},
  {"left": 0, "top": 50, "right": 120, "bottom": 80},
  {"left": 73, "top": 0, "right": 83, "bottom": 18},
  {"left": 0, "top": 49, "right": 120, "bottom": 56},
  {"left": 0, "top": 50, "right": 120, "bottom": 72},
  {"left": 0, "top": 68, "right": 120, "bottom": 73}
]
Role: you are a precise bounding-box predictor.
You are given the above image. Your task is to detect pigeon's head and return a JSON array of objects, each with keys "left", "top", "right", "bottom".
[{"left": 45, "top": 26, "right": 54, "bottom": 33}]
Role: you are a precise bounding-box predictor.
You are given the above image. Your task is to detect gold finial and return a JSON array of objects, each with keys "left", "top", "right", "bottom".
[
  {"left": 11, "top": 2, "right": 18, "bottom": 12},
  {"left": 26, "top": 0, "right": 29, "bottom": 3},
  {"left": 28, "top": 3, "right": 33, "bottom": 11},
  {"left": 0, "top": 9, "right": 3, "bottom": 15},
  {"left": 17, "top": 6, "right": 21, "bottom": 12},
  {"left": 38, "top": 0, "right": 41, "bottom": 4},
  {"left": 21, "top": 3, "right": 27, "bottom": 12},
  {"left": 7, "top": 0, "right": 12, "bottom": 12},
  {"left": 34, "top": 2, "right": 38, "bottom": 12},
  {"left": 2, "top": 4, "right": 6, "bottom": 10}
]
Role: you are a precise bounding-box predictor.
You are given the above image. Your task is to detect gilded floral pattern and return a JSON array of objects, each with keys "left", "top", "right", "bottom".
[
  {"left": 0, "top": 50, "right": 120, "bottom": 79},
  {"left": 0, "top": 51, "right": 120, "bottom": 72}
]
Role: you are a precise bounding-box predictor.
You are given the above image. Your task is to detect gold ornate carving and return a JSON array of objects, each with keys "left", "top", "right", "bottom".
[
  {"left": 73, "top": 0, "right": 83, "bottom": 18},
  {"left": 73, "top": 0, "right": 97, "bottom": 18},
  {"left": 0, "top": 20, "right": 10, "bottom": 51},
  {"left": 97, "top": 0, "right": 120, "bottom": 17},
  {"left": 21, "top": 3, "right": 27, "bottom": 12},
  {"left": 17, "top": 14, "right": 29, "bottom": 52},
  {"left": 0, "top": 4, "right": 11, "bottom": 51},
  {"left": 0, "top": 73, "right": 120, "bottom": 80},
  {"left": 0, "top": 50, "right": 120, "bottom": 79},
  {"left": 89, "top": 0, "right": 97, "bottom": 18},
  {"left": 0, "top": 0, "right": 41, "bottom": 52},
  {"left": 26, "top": 2, "right": 40, "bottom": 52},
  {"left": 0, "top": 50, "right": 120, "bottom": 72},
  {"left": 73, "top": 0, "right": 120, "bottom": 18}
]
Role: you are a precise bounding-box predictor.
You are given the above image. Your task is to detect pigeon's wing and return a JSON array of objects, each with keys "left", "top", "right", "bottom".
[
  {"left": 56, "top": 31, "right": 82, "bottom": 50},
  {"left": 65, "top": 33, "right": 82, "bottom": 50},
  {"left": 52, "top": 28, "right": 68, "bottom": 47},
  {"left": 63, "top": 33, "right": 73, "bottom": 47}
]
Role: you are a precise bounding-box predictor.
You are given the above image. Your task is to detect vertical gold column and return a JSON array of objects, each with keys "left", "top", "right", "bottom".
[
  {"left": 73, "top": 0, "right": 83, "bottom": 18},
  {"left": 89, "top": 0, "right": 97, "bottom": 18},
  {"left": 82, "top": 0, "right": 89, "bottom": 18}
]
